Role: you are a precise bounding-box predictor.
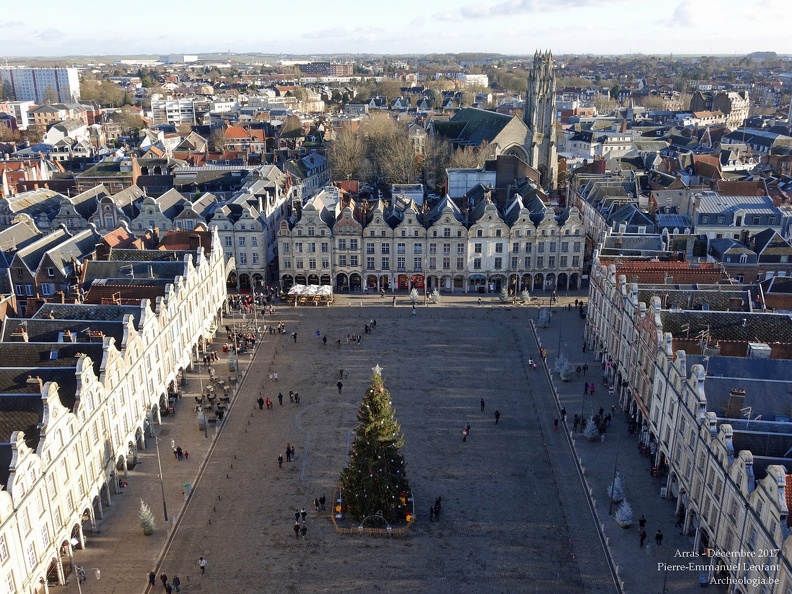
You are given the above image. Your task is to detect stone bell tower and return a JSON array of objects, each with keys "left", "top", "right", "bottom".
[{"left": 524, "top": 51, "right": 557, "bottom": 191}]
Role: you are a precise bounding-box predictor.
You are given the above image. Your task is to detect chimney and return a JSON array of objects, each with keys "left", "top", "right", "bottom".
[
  {"left": 26, "top": 375, "right": 43, "bottom": 393},
  {"left": 725, "top": 388, "right": 746, "bottom": 418},
  {"left": 189, "top": 234, "right": 201, "bottom": 250}
]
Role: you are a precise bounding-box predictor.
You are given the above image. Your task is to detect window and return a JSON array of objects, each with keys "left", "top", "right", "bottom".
[
  {"left": 366, "top": 243, "right": 375, "bottom": 255},
  {"left": 296, "top": 258, "right": 303, "bottom": 269},
  {"left": 381, "top": 231, "right": 386, "bottom": 237},
  {"left": 473, "top": 258, "right": 482, "bottom": 270},
  {"left": 366, "top": 257, "right": 375, "bottom": 270},
  {"left": 321, "top": 242, "right": 329, "bottom": 253},
  {"left": 350, "top": 239, "right": 358, "bottom": 250},
  {"left": 40, "top": 524, "right": 50, "bottom": 548},
  {"left": 307, "top": 258, "right": 315, "bottom": 269},
  {"left": 538, "top": 242, "right": 545, "bottom": 253},
  {"left": 495, "top": 229, "right": 502, "bottom": 237},
  {"left": 308, "top": 227, "right": 315, "bottom": 236},
  {"left": 224, "top": 236, "right": 232, "bottom": 247},
  {"left": 239, "top": 253, "right": 247, "bottom": 264},
  {"left": 397, "top": 243, "right": 405, "bottom": 254},
  {"left": 294, "top": 242, "right": 303, "bottom": 253},
  {"left": 561, "top": 242, "right": 569, "bottom": 253},
  {"left": 443, "top": 243, "right": 450, "bottom": 255},
  {"left": 476, "top": 229, "right": 483, "bottom": 237},
  {"left": 511, "top": 256, "right": 518, "bottom": 268},
  {"left": 429, "top": 243, "right": 437, "bottom": 254},
  {"left": 238, "top": 236, "right": 246, "bottom": 247},
  {"left": 572, "top": 256, "right": 580, "bottom": 267},
  {"left": 397, "top": 257, "right": 405, "bottom": 270},
  {"left": 474, "top": 243, "right": 482, "bottom": 254},
  {"left": 25, "top": 285, "right": 32, "bottom": 296},
  {"left": 443, "top": 227, "right": 451, "bottom": 237},
  {"left": 252, "top": 253, "right": 259, "bottom": 264},
  {"left": 560, "top": 256, "right": 568, "bottom": 267},
  {"left": 350, "top": 255, "right": 358, "bottom": 266},
  {"left": 573, "top": 241, "right": 581, "bottom": 252},
  {"left": 338, "top": 255, "right": 347, "bottom": 266},
  {"left": 493, "top": 257, "right": 502, "bottom": 269},
  {"left": 495, "top": 243, "right": 503, "bottom": 253},
  {"left": 414, "top": 257, "right": 422, "bottom": 271},
  {"left": 456, "top": 257, "right": 464, "bottom": 269},
  {"left": 46, "top": 267, "right": 55, "bottom": 277},
  {"left": 26, "top": 543, "right": 36, "bottom": 570},
  {"left": 429, "top": 257, "right": 437, "bottom": 269},
  {"left": 457, "top": 243, "right": 465, "bottom": 254},
  {"left": 537, "top": 256, "right": 544, "bottom": 268},
  {"left": 752, "top": 216, "right": 760, "bottom": 225},
  {"left": 307, "top": 242, "right": 316, "bottom": 253},
  {"left": 414, "top": 244, "right": 422, "bottom": 254},
  {"left": 513, "top": 242, "right": 519, "bottom": 253},
  {"left": 381, "top": 244, "right": 390, "bottom": 254},
  {"left": 381, "top": 257, "right": 390, "bottom": 270},
  {"left": 338, "top": 238, "right": 347, "bottom": 250},
  {"left": 0, "top": 535, "right": 7, "bottom": 561},
  {"left": 442, "top": 257, "right": 450, "bottom": 270},
  {"left": 525, "top": 257, "right": 531, "bottom": 267}
]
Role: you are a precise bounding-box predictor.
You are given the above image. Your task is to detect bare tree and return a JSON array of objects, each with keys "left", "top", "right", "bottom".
[
  {"left": 328, "top": 126, "right": 368, "bottom": 181},
  {"left": 421, "top": 135, "right": 452, "bottom": 193},
  {"left": 449, "top": 141, "right": 490, "bottom": 169}
]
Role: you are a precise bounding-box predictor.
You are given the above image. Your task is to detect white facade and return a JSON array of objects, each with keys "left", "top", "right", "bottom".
[
  {"left": 0, "top": 230, "right": 226, "bottom": 593},
  {"left": 0, "top": 101, "right": 35, "bottom": 130},
  {"left": 0, "top": 68, "right": 80, "bottom": 103},
  {"left": 151, "top": 97, "right": 196, "bottom": 125}
]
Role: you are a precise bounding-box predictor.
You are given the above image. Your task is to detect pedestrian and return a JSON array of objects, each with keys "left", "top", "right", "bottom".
[
  {"left": 434, "top": 497, "right": 442, "bottom": 520},
  {"left": 290, "top": 445, "right": 295, "bottom": 460},
  {"left": 176, "top": 447, "right": 183, "bottom": 461},
  {"left": 599, "top": 406, "right": 604, "bottom": 417},
  {"left": 148, "top": 571, "right": 156, "bottom": 588},
  {"left": 165, "top": 583, "right": 173, "bottom": 594},
  {"left": 172, "top": 576, "right": 181, "bottom": 593},
  {"left": 173, "top": 447, "right": 178, "bottom": 460},
  {"left": 289, "top": 391, "right": 294, "bottom": 403},
  {"left": 294, "top": 393, "right": 300, "bottom": 404},
  {"left": 480, "top": 398, "right": 485, "bottom": 412},
  {"left": 412, "top": 304, "right": 416, "bottom": 316},
  {"left": 265, "top": 397, "right": 271, "bottom": 409},
  {"left": 339, "top": 369, "right": 344, "bottom": 379},
  {"left": 300, "top": 523, "right": 307, "bottom": 540},
  {"left": 494, "top": 409, "right": 500, "bottom": 424},
  {"left": 160, "top": 573, "right": 168, "bottom": 587},
  {"left": 184, "top": 451, "right": 188, "bottom": 461},
  {"left": 278, "top": 454, "right": 283, "bottom": 469},
  {"left": 278, "top": 392, "right": 283, "bottom": 405},
  {"left": 429, "top": 506, "right": 434, "bottom": 521},
  {"left": 655, "top": 529, "right": 663, "bottom": 546},
  {"left": 639, "top": 514, "right": 646, "bottom": 529},
  {"left": 323, "top": 336, "right": 327, "bottom": 346},
  {"left": 553, "top": 418, "right": 558, "bottom": 431},
  {"left": 573, "top": 415, "right": 580, "bottom": 432},
  {"left": 561, "top": 407, "right": 567, "bottom": 422},
  {"left": 639, "top": 530, "right": 647, "bottom": 547},
  {"left": 292, "top": 332, "right": 297, "bottom": 343},
  {"left": 314, "top": 498, "right": 320, "bottom": 512},
  {"left": 337, "top": 381, "right": 343, "bottom": 394},
  {"left": 590, "top": 384, "right": 595, "bottom": 396},
  {"left": 462, "top": 426, "right": 468, "bottom": 442},
  {"left": 301, "top": 508, "right": 307, "bottom": 522},
  {"left": 273, "top": 372, "right": 278, "bottom": 382},
  {"left": 199, "top": 557, "right": 206, "bottom": 574},
  {"left": 478, "top": 297, "right": 482, "bottom": 306},
  {"left": 319, "top": 494, "right": 326, "bottom": 510},
  {"left": 286, "top": 443, "right": 292, "bottom": 462},
  {"left": 294, "top": 521, "right": 300, "bottom": 539},
  {"left": 392, "top": 295, "right": 396, "bottom": 306},
  {"left": 294, "top": 509, "right": 300, "bottom": 522},
  {"left": 257, "top": 396, "right": 264, "bottom": 410}
]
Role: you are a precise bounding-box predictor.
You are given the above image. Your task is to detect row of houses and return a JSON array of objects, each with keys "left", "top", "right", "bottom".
[
  {"left": 0, "top": 226, "right": 227, "bottom": 593},
  {"left": 574, "top": 171, "right": 792, "bottom": 592},
  {"left": 277, "top": 186, "right": 585, "bottom": 294}
]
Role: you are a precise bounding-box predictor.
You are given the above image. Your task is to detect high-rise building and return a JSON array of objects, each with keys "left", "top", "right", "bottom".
[
  {"left": 523, "top": 51, "right": 557, "bottom": 191},
  {"left": 0, "top": 67, "right": 80, "bottom": 103}
]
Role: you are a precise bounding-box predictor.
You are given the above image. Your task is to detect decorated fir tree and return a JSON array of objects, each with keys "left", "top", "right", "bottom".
[{"left": 340, "top": 366, "right": 410, "bottom": 524}]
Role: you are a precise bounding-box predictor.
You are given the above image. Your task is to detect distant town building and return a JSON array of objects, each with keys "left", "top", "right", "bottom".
[{"left": 0, "top": 67, "right": 80, "bottom": 103}]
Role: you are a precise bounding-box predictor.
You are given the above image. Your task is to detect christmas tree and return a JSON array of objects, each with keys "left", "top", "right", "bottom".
[{"left": 340, "top": 366, "right": 410, "bottom": 524}]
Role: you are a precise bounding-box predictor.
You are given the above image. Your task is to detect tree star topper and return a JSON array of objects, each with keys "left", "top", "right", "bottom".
[{"left": 372, "top": 364, "right": 383, "bottom": 376}]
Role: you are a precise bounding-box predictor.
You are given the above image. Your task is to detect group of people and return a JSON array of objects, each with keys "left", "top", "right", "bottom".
[
  {"left": 637, "top": 515, "right": 663, "bottom": 549},
  {"left": 293, "top": 507, "right": 310, "bottom": 540},
  {"left": 201, "top": 351, "right": 219, "bottom": 366},
  {"left": 148, "top": 570, "right": 181, "bottom": 592},
  {"left": 171, "top": 443, "right": 188, "bottom": 462}
]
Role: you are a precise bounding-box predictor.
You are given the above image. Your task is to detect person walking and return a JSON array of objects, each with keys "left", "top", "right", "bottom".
[
  {"left": 655, "top": 529, "right": 663, "bottom": 547},
  {"left": 639, "top": 530, "right": 647, "bottom": 548},
  {"left": 278, "top": 454, "right": 283, "bottom": 469},
  {"left": 148, "top": 571, "right": 156, "bottom": 589},
  {"left": 322, "top": 335, "right": 327, "bottom": 346},
  {"left": 494, "top": 409, "right": 500, "bottom": 424},
  {"left": 300, "top": 523, "right": 308, "bottom": 540},
  {"left": 553, "top": 418, "right": 559, "bottom": 431},
  {"left": 293, "top": 521, "right": 300, "bottom": 539},
  {"left": 480, "top": 398, "right": 485, "bottom": 412},
  {"left": 199, "top": 557, "right": 206, "bottom": 574},
  {"left": 639, "top": 515, "right": 646, "bottom": 529},
  {"left": 273, "top": 372, "right": 278, "bottom": 383},
  {"left": 172, "top": 576, "right": 181, "bottom": 593},
  {"left": 434, "top": 497, "right": 442, "bottom": 520},
  {"left": 411, "top": 304, "right": 416, "bottom": 316},
  {"left": 319, "top": 495, "right": 326, "bottom": 511},
  {"left": 286, "top": 443, "right": 292, "bottom": 462},
  {"left": 337, "top": 381, "right": 343, "bottom": 395},
  {"left": 291, "top": 332, "right": 297, "bottom": 343},
  {"left": 257, "top": 396, "right": 264, "bottom": 410},
  {"left": 184, "top": 451, "right": 188, "bottom": 461},
  {"left": 300, "top": 508, "right": 307, "bottom": 522},
  {"left": 560, "top": 407, "right": 567, "bottom": 423},
  {"left": 314, "top": 498, "right": 320, "bottom": 512},
  {"left": 278, "top": 392, "right": 283, "bottom": 405}
]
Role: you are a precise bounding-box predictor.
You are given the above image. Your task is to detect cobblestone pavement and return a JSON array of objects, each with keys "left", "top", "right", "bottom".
[{"left": 65, "top": 292, "right": 713, "bottom": 594}]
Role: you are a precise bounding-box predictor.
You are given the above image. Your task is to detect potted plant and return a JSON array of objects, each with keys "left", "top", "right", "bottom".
[
  {"left": 615, "top": 500, "right": 633, "bottom": 528},
  {"left": 139, "top": 499, "right": 155, "bottom": 535}
]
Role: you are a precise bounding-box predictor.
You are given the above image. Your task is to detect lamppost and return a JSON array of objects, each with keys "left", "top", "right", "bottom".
[
  {"left": 74, "top": 566, "right": 100, "bottom": 593},
  {"left": 153, "top": 433, "right": 169, "bottom": 522}
]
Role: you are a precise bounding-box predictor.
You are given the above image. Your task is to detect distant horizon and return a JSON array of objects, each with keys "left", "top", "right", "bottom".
[{"left": 0, "top": 0, "right": 789, "bottom": 58}]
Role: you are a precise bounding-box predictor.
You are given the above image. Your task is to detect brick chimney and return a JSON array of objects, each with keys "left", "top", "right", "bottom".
[
  {"left": 725, "top": 388, "right": 746, "bottom": 418},
  {"left": 26, "top": 375, "right": 43, "bottom": 393}
]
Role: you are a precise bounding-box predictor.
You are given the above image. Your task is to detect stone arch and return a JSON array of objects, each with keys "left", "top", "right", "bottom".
[
  {"left": 569, "top": 273, "right": 580, "bottom": 290},
  {"left": 239, "top": 273, "right": 251, "bottom": 291},
  {"left": 335, "top": 273, "right": 348, "bottom": 292},
  {"left": 281, "top": 274, "right": 294, "bottom": 290},
  {"left": 501, "top": 143, "right": 529, "bottom": 162},
  {"left": 349, "top": 273, "right": 362, "bottom": 292},
  {"left": 557, "top": 272, "right": 568, "bottom": 290},
  {"left": 533, "top": 273, "right": 544, "bottom": 291},
  {"left": 226, "top": 270, "right": 237, "bottom": 289}
]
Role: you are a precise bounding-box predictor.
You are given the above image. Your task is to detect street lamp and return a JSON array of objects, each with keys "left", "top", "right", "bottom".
[
  {"left": 74, "top": 566, "right": 100, "bottom": 593},
  {"left": 152, "top": 433, "right": 169, "bottom": 522}
]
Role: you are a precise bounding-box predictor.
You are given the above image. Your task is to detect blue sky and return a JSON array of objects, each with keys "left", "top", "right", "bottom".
[{"left": 0, "top": 0, "right": 788, "bottom": 57}]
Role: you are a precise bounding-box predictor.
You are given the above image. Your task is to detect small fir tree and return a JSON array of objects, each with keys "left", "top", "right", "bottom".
[
  {"left": 520, "top": 290, "right": 531, "bottom": 303},
  {"left": 500, "top": 287, "right": 509, "bottom": 302},
  {"left": 340, "top": 369, "right": 410, "bottom": 523},
  {"left": 430, "top": 289, "right": 441, "bottom": 303},
  {"left": 583, "top": 416, "right": 600, "bottom": 441},
  {"left": 554, "top": 353, "right": 573, "bottom": 381},
  {"left": 409, "top": 288, "right": 419, "bottom": 303},
  {"left": 139, "top": 499, "right": 155, "bottom": 535},
  {"left": 615, "top": 499, "right": 633, "bottom": 528},
  {"left": 607, "top": 472, "right": 625, "bottom": 503}
]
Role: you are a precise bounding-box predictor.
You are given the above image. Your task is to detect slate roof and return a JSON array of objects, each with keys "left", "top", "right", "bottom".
[
  {"left": 0, "top": 395, "right": 42, "bottom": 456},
  {"left": 696, "top": 193, "right": 777, "bottom": 216},
  {"left": 0, "top": 318, "right": 125, "bottom": 345},
  {"left": 108, "top": 249, "right": 189, "bottom": 262},
  {"left": 0, "top": 218, "right": 42, "bottom": 268},
  {"left": 82, "top": 260, "right": 185, "bottom": 284},
  {"left": 637, "top": 288, "right": 752, "bottom": 312},
  {"left": 433, "top": 108, "right": 516, "bottom": 147},
  {"left": 44, "top": 227, "right": 103, "bottom": 276},
  {"left": 30, "top": 303, "right": 140, "bottom": 323},
  {"left": 656, "top": 214, "right": 692, "bottom": 230},
  {"left": 660, "top": 310, "right": 792, "bottom": 343},
  {"left": 760, "top": 276, "right": 792, "bottom": 295},
  {"left": 3, "top": 188, "right": 62, "bottom": 217},
  {"left": 16, "top": 227, "right": 72, "bottom": 272},
  {"left": 83, "top": 278, "right": 170, "bottom": 306},
  {"left": 425, "top": 196, "right": 465, "bottom": 227}
]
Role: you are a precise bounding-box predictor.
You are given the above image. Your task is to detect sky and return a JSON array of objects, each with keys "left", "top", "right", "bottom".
[{"left": 0, "top": 0, "right": 789, "bottom": 58}]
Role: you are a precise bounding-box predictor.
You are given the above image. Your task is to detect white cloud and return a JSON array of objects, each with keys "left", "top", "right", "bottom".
[
  {"left": 435, "top": 0, "right": 628, "bottom": 21},
  {"left": 410, "top": 15, "right": 426, "bottom": 27}
]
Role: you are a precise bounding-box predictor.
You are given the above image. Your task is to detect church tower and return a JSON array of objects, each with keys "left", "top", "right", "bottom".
[{"left": 524, "top": 51, "right": 557, "bottom": 191}]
